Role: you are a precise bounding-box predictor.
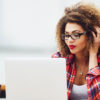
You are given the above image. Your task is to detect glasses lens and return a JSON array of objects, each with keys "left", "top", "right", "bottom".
[
  {"left": 62, "top": 34, "right": 68, "bottom": 40},
  {"left": 71, "top": 34, "right": 80, "bottom": 39},
  {"left": 65, "top": 35, "right": 69, "bottom": 40}
]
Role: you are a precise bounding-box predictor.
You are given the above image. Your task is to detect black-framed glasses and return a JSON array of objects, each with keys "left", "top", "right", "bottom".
[{"left": 61, "top": 32, "right": 86, "bottom": 40}]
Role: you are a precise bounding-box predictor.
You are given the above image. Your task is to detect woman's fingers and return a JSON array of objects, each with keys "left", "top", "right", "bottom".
[
  {"left": 89, "top": 28, "right": 100, "bottom": 54},
  {"left": 92, "top": 27, "right": 100, "bottom": 46},
  {"left": 95, "top": 26, "right": 100, "bottom": 33}
]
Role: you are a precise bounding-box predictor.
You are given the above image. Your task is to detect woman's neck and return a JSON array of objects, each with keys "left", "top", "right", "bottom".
[{"left": 75, "top": 53, "right": 89, "bottom": 66}]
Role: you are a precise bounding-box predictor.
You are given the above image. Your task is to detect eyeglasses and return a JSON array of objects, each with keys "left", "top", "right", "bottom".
[{"left": 61, "top": 32, "right": 86, "bottom": 40}]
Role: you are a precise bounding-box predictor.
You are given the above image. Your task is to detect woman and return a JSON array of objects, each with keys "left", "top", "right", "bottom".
[{"left": 52, "top": 2, "right": 100, "bottom": 100}]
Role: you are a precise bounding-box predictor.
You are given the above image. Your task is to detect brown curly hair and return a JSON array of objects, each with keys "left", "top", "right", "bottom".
[{"left": 56, "top": 2, "right": 100, "bottom": 57}]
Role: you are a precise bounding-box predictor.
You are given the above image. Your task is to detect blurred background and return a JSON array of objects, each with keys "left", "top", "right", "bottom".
[{"left": 0, "top": 0, "right": 100, "bottom": 84}]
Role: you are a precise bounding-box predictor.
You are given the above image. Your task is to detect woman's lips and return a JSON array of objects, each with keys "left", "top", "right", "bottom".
[{"left": 69, "top": 45, "right": 76, "bottom": 49}]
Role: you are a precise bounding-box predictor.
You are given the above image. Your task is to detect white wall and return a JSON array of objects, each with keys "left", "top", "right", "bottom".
[{"left": 1, "top": 0, "right": 60, "bottom": 49}]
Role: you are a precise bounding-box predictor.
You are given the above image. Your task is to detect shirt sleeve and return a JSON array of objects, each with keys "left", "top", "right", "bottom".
[{"left": 87, "top": 66, "right": 100, "bottom": 76}]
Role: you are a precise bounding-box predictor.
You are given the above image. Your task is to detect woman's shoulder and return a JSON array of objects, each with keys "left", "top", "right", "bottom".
[
  {"left": 51, "top": 51, "right": 74, "bottom": 58},
  {"left": 52, "top": 52, "right": 75, "bottom": 65},
  {"left": 51, "top": 52, "right": 62, "bottom": 58}
]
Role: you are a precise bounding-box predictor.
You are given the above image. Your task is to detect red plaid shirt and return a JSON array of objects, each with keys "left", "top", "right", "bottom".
[{"left": 52, "top": 52, "right": 100, "bottom": 100}]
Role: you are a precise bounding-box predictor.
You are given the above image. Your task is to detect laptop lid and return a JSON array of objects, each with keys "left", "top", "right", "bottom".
[{"left": 5, "top": 58, "right": 67, "bottom": 100}]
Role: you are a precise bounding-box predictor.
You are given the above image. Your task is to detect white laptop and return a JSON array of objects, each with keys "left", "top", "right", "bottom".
[{"left": 4, "top": 58, "right": 67, "bottom": 100}]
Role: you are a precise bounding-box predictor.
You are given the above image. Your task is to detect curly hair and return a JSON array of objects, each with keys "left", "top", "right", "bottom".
[{"left": 56, "top": 2, "right": 100, "bottom": 57}]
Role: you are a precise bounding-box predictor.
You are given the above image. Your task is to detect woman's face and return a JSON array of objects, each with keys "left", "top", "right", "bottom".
[{"left": 65, "top": 23, "right": 87, "bottom": 55}]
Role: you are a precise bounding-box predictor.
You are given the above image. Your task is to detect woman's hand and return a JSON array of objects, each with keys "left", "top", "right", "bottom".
[
  {"left": 89, "top": 26, "right": 100, "bottom": 54},
  {"left": 89, "top": 26, "right": 100, "bottom": 69}
]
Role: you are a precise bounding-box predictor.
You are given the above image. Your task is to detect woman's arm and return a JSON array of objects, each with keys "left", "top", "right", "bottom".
[{"left": 89, "top": 52, "right": 98, "bottom": 70}]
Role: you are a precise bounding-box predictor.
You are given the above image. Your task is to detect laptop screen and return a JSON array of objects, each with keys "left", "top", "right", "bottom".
[{"left": 5, "top": 58, "right": 67, "bottom": 100}]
